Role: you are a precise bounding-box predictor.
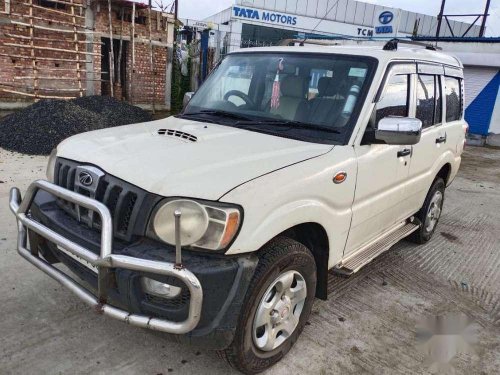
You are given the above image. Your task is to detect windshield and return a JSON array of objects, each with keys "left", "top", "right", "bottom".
[{"left": 182, "top": 52, "right": 377, "bottom": 144}]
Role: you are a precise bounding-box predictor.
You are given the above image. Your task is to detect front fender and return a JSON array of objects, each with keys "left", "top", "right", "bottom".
[{"left": 222, "top": 146, "right": 357, "bottom": 269}]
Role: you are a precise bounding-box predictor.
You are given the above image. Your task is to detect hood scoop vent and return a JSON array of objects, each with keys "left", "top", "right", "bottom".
[{"left": 157, "top": 129, "right": 197, "bottom": 142}]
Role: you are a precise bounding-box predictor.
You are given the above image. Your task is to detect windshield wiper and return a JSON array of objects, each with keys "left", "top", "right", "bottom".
[
  {"left": 245, "top": 119, "right": 342, "bottom": 134},
  {"left": 183, "top": 110, "right": 254, "bottom": 121}
]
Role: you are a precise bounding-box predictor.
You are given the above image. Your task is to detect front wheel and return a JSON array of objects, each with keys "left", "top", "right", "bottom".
[
  {"left": 409, "top": 177, "right": 445, "bottom": 244},
  {"left": 218, "top": 237, "right": 316, "bottom": 374}
]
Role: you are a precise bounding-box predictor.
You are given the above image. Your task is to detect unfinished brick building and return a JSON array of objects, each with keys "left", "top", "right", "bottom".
[{"left": 0, "top": 0, "right": 175, "bottom": 110}]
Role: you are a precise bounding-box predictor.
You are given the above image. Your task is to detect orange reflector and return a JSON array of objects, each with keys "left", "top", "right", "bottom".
[
  {"left": 221, "top": 212, "right": 240, "bottom": 248},
  {"left": 333, "top": 172, "right": 347, "bottom": 184}
]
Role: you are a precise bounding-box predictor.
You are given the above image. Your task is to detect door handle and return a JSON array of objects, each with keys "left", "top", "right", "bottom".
[
  {"left": 397, "top": 148, "right": 411, "bottom": 158},
  {"left": 436, "top": 135, "right": 447, "bottom": 144}
]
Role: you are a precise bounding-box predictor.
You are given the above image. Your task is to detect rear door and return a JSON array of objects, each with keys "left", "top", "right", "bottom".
[{"left": 402, "top": 64, "right": 447, "bottom": 217}]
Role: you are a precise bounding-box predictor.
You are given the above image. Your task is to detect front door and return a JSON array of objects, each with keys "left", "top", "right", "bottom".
[{"left": 345, "top": 64, "right": 415, "bottom": 256}]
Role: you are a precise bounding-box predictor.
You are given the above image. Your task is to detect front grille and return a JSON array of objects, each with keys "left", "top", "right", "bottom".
[
  {"left": 145, "top": 289, "right": 191, "bottom": 309},
  {"left": 54, "top": 158, "right": 157, "bottom": 242}
]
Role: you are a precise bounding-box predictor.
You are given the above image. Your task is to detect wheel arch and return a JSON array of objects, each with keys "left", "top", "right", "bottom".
[
  {"left": 279, "top": 222, "right": 330, "bottom": 300},
  {"left": 436, "top": 162, "right": 452, "bottom": 185}
]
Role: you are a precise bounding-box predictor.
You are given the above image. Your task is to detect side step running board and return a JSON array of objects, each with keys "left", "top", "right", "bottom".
[{"left": 334, "top": 221, "right": 420, "bottom": 276}]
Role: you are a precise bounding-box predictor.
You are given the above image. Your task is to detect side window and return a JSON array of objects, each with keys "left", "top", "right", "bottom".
[
  {"left": 416, "top": 75, "right": 437, "bottom": 128},
  {"left": 445, "top": 77, "right": 462, "bottom": 122},
  {"left": 376, "top": 74, "right": 409, "bottom": 125}
]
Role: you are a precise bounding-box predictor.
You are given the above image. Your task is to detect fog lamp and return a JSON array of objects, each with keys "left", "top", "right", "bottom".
[{"left": 141, "top": 277, "right": 182, "bottom": 299}]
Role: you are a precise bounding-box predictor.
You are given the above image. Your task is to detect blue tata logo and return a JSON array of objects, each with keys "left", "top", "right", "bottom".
[{"left": 379, "top": 11, "right": 394, "bottom": 25}]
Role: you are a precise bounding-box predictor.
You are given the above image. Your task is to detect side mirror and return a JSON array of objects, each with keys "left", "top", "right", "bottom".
[
  {"left": 376, "top": 117, "right": 422, "bottom": 145},
  {"left": 182, "top": 92, "right": 194, "bottom": 109}
]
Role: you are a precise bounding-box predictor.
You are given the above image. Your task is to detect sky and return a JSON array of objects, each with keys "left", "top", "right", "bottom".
[{"left": 175, "top": 0, "right": 500, "bottom": 36}]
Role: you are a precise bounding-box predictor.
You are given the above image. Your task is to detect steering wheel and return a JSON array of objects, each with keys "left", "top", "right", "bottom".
[{"left": 223, "top": 90, "right": 255, "bottom": 108}]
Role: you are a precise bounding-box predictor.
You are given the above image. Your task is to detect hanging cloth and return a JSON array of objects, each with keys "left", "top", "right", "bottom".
[{"left": 270, "top": 58, "right": 284, "bottom": 109}]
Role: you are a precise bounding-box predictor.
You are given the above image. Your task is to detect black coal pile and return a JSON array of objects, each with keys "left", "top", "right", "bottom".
[
  {"left": 0, "top": 96, "right": 153, "bottom": 155},
  {"left": 72, "top": 96, "right": 152, "bottom": 126}
]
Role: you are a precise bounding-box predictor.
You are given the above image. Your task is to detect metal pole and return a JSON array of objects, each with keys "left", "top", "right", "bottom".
[
  {"left": 479, "top": 0, "right": 491, "bottom": 37},
  {"left": 174, "top": 210, "right": 182, "bottom": 268},
  {"left": 436, "top": 0, "right": 446, "bottom": 38}
]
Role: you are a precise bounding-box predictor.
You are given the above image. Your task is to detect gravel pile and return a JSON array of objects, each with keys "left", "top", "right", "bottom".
[{"left": 0, "top": 96, "right": 153, "bottom": 155}]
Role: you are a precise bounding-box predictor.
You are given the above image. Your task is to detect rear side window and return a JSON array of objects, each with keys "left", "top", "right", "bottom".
[
  {"left": 445, "top": 77, "right": 462, "bottom": 122},
  {"left": 376, "top": 74, "right": 409, "bottom": 125},
  {"left": 416, "top": 75, "right": 442, "bottom": 128}
]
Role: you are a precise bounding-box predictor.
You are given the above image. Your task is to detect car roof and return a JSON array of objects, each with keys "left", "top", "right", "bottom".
[{"left": 230, "top": 45, "right": 463, "bottom": 69}]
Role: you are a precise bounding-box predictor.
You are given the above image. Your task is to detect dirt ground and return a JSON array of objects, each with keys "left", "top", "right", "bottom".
[{"left": 0, "top": 146, "right": 499, "bottom": 374}]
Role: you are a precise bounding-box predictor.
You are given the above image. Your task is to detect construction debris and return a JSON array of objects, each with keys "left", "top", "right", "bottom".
[{"left": 0, "top": 96, "right": 152, "bottom": 155}]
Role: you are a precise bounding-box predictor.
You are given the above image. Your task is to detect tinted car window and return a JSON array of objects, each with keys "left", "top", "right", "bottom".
[
  {"left": 376, "top": 74, "right": 409, "bottom": 125},
  {"left": 416, "top": 75, "right": 437, "bottom": 128},
  {"left": 445, "top": 77, "right": 462, "bottom": 122}
]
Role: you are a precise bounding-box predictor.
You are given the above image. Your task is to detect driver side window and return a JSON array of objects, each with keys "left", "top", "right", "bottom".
[{"left": 375, "top": 74, "right": 410, "bottom": 125}]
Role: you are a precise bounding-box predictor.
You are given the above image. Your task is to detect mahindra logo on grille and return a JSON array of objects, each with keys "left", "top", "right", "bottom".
[
  {"left": 78, "top": 171, "right": 93, "bottom": 186},
  {"left": 75, "top": 166, "right": 104, "bottom": 194}
]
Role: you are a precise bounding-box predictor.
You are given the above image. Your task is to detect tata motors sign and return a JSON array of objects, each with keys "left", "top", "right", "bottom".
[
  {"left": 233, "top": 6, "right": 297, "bottom": 26},
  {"left": 232, "top": 6, "right": 374, "bottom": 37}
]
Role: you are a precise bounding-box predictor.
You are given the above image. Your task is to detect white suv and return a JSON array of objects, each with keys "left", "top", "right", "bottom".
[{"left": 10, "top": 42, "right": 467, "bottom": 374}]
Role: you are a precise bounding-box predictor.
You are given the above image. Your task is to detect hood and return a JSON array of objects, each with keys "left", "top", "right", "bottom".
[{"left": 57, "top": 116, "right": 333, "bottom": 200}]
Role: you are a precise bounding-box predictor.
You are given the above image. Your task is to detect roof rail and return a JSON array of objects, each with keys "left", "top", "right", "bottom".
[{"left": 383, "top": 38, "right": 441, "bottom": 51}]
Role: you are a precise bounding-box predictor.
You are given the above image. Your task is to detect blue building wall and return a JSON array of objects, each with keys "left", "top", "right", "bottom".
[{"left": 465, "top": 71, "right": 500, "bottom": 135}]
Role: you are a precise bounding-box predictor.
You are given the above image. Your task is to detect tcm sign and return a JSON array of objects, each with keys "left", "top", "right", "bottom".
[{"left": 357, "top": 28, "right": 374, "bottom": 37}]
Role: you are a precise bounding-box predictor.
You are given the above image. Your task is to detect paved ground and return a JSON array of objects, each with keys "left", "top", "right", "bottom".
[{"left": 1, "top": 146, "right": 499, "bottom": 374}]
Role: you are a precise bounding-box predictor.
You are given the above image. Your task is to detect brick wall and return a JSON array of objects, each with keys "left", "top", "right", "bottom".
[
  {"left": 0, "top": 0, "right": 89, "bottom": 102},
  {"left": 0, "top": 0, "right": 174, "bottom": 108}
]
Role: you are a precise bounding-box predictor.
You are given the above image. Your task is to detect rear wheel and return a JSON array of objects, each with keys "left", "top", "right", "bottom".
[
  {"left": 409, "top": 177, "right": 445, "bottom": 244},
  {"left": 217, "top": 237, "right": 316, "bottom": 374}
]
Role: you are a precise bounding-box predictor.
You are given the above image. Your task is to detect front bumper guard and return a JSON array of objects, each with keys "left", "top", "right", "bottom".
[{"left": 9, "top": 180, "right": 203, "bottom": 335}]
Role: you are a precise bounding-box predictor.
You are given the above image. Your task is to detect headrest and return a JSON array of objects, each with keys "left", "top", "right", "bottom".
[
  {"left": 317, "top": 77, "right": 337, "bottom": 97},
  {"left": 281, "top": 76, "right": 304, "bottom": 98}
]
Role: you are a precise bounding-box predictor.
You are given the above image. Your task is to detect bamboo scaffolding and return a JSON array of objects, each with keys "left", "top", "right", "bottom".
[
  {"left": 70, "top": 0, "right": 83, "bottom": 97},
  {"left": 117, "top": 7, "right": 124, "bottom": 87},
  {"left": 20, "top": 3, "right": 86, "bottom": 19},
  {"left": 0, "top": 53, "right": 92, "bottom": 62},
  {"left": 0, "top": 52, "right": 91, "bottom": 62},
  {"left": 129, "top": 1, "right": 135, "bottom": 103},
  {"left": 2, "top": 43, "right": 101, "bottom": 56},
  {"left": 0, "top": 83, "right": 88, "bottom": 91},
  {"left": 13, "top": 66, "right": 107, "bottom": 73},
  {"left": 14, "top": 76, "right": 105, "bottom": 81},
  {"left": 19, "top": 0, "right": 86, "bottom": 9},
  {"left": 0, "top": 88, "right": 76, "bottom": 99},
  {"left": 11, "top": 20, "right": 97, "bottom": 34},
  {"left": 148, "top": 4, "right": 155, "bottom": 113},
  {"left": 28, "top": 0, "right": 38, "bottom": 99},
  {"left": 107, "top": 0, "right": 114, "bottom": 97},
  {"left": 4, "top": 33, "right": 103, "bottom": 44},
  {"left": 11, "top": 12, "right": 87, "bottom": 28}
]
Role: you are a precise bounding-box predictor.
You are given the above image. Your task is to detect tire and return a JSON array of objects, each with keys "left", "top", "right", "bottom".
[
  {"left": 217, "top": 237, "right": 316, "bottom": 374},
  {"left": 409, "top": 177, "right": 445, "bottom": 244}
]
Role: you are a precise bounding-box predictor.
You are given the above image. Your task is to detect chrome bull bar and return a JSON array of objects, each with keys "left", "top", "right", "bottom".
[{"left": 9, "top": 180, "right": 203, "bottom": 334}]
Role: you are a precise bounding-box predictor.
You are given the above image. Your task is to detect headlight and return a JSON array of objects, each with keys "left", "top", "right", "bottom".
[
  {"left": 150, "top": 199, "right": 242, "bottom": 251},
  {"left": 46, "top": 148, "right": 57, "bottom": 182}
]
